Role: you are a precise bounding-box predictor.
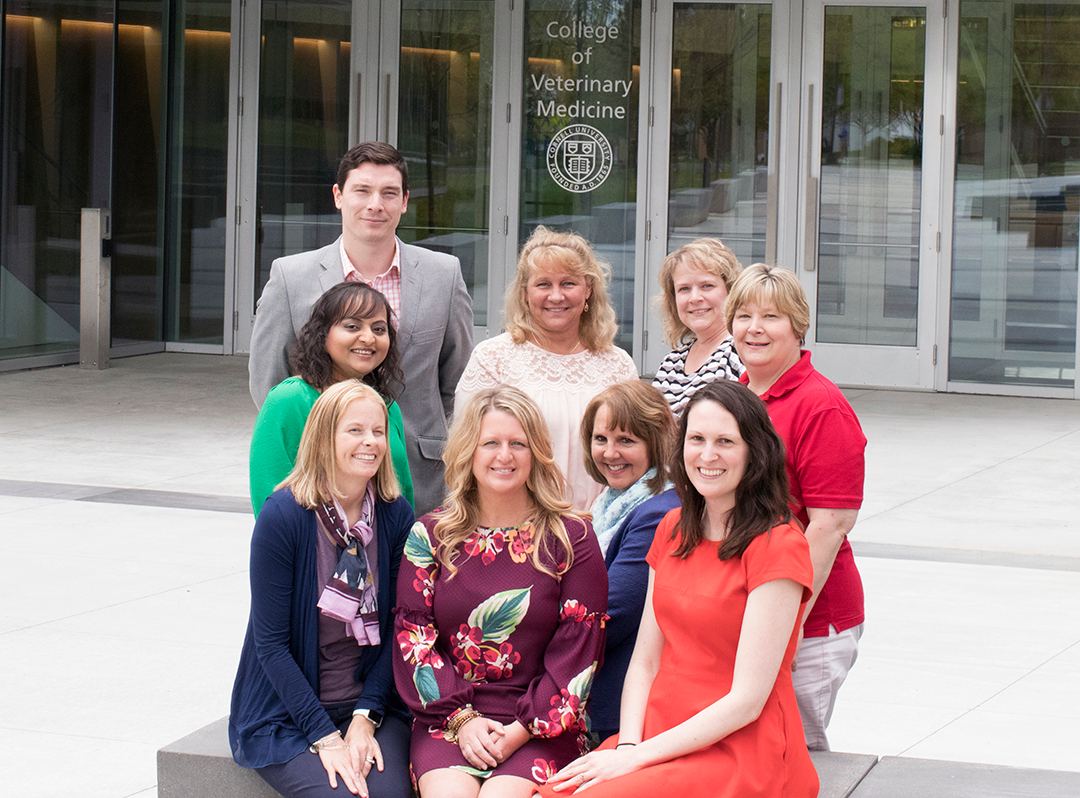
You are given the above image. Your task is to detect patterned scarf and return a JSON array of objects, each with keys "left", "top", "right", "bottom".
[
  {"left": 590, "top": 467, "right": 668, "bottom": 557},
  {"left": 315, "top": 483, "right": 380, "bottom": 646}
]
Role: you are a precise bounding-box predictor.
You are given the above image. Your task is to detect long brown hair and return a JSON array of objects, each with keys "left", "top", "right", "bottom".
[
  {"left": 435, "top": 386, "right": 582, "bottom": 579},
  {"left": 669, "top": 380, "right": 790, "bottom": 560}
]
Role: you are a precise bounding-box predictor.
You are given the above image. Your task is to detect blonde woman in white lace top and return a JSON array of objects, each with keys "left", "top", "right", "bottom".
[{"left": 456, "top": 227, "right": 638, "bottom": 512}]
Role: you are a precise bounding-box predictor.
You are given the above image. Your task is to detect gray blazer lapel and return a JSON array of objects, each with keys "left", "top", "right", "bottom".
[
  {"left": 317, "top": 237, "right": 345, "bottom": 294},
  {"left": 397, "top": 239, "right": 423, "bottom": 348}
]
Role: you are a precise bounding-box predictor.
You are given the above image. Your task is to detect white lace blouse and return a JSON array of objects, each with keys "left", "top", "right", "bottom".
[{"left": 455, "top": 333, "right": 639, "bottom": 512}]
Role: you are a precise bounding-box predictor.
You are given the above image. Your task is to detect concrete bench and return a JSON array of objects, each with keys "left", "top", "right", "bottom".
[
  {"left": 848, "top": 756, "right": 1080, "bottom": 797},
  {"left": 158, "top": 717, "right": 280, "bottom": 798},
  {"left": 160, "top": 718, "right": 882, "bottom": 798},
  {"left": 811, "top": 750, "right": 879, "bottom": 797}
]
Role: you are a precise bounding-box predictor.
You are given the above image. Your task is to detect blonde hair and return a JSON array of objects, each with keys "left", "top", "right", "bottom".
[
  {"left": 281, "top": 380, "right": 400, "bottom": 507},
  {"left": 656, "top": 238, "right": 743, "bottom": 347},
  {"left": 724, "top": 263, "right": 810, "bottom": 345},
  {"left": 503, "top": 226, "right": 618, "bottom": 352},
  {"left": 580, "top": 381, "right": 674, "bottom": 495},
  {"left": 435, "top": 385, "right": 582, "bottom": 579}
]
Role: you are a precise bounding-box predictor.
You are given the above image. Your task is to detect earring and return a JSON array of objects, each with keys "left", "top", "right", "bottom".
[{"left": 584, "top": 301, "right": 590, "bottom": 313}]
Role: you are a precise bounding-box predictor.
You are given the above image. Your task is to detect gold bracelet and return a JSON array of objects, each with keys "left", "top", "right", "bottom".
[{"left": 443, "top": 705, "right": 482, "bottom": 743}]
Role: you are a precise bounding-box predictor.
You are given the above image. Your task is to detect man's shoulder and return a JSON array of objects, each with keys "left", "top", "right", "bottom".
[
  {"left": 399, "top": 239, "right": 461, "bottom": 272},
  {"left": 271, "top": 239, "right": 340, "bottom": 276}
]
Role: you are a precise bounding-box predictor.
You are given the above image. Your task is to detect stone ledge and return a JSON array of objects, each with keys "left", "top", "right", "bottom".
[
  {"left": 848, "top": 756, "right": 1080, "bottom": 797},
  {"left": 159, "top": 718, "right": 880, "bottom": 798},
  {"left": 811, "top": 750, "right": 880, "bottom": 797},
  {"left": 157, "top": 717, "right": 280, "bottom": 798}
]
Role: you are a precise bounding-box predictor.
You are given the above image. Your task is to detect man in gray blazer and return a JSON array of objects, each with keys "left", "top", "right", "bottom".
[{"left": 249, "top": 142, "right": 473, "bottom": 515}]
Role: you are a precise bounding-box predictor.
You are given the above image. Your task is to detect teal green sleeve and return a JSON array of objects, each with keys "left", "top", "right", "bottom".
[
  {"left": 387, "top": 400, "right": 414, "bottom": 509},
  {"left": 249, "top": 378, "right": 319, "bottom": 516}
]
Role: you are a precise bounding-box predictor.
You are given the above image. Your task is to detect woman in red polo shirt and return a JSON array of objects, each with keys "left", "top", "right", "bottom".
[{"left": 724, "top": 263, "right": 867, "bottom": 751}]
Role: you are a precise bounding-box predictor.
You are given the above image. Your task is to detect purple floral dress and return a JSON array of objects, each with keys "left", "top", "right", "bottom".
[{"left": 394, "top": 514, "right": 608, "bottom": 785}]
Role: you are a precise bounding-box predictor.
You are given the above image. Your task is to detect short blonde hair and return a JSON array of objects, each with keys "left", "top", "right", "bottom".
[
  {"left": 724, "top": 263, "right": 811, "bottom": 345},
  {"left": 435, "top": 385, "right": 581, "bottom": 579},
  {"left": 281, "top": 380, "right": 400, "bottom": 507},
  {"left": 580, "top": 381, "right": 674, "bottom": 495},
  {"left": 503, "top": 226, "right": 618, "bottom": 352},
  {"left": 656, "top": 238, "right": 743, "bottom": 347}
]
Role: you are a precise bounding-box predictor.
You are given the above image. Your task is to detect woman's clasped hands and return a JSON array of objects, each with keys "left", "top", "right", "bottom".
[
  {"left": 547, "top": 745, "right": 643, "bottom": 793},
  {"left": 456, "top": 717, "right": 533, "bottom": 772}
]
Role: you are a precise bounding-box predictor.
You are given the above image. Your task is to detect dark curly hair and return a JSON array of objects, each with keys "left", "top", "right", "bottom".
[
  {"left": 289, "top": 282, "right": 403, "bottom": 400},
  {"left": 669, "top": 380, "right": 791, "bottom": 560}
]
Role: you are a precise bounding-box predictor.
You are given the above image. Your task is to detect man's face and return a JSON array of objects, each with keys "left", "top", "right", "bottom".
[{"left": 333, "top": 162, "right": 408, "bottom": 247}]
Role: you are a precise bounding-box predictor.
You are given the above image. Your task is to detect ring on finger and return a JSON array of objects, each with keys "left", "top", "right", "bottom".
[{"left": 366, "top": 757, "right": 376, "bottom": 764}]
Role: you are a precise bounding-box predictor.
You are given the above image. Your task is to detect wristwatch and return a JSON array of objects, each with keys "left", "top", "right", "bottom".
[{"left": 352, "top": 708, "right": 384, "bottom": 728}]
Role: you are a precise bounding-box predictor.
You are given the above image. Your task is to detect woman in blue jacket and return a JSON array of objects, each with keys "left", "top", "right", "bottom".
[
  {"left": 579, "top": 380, "right": 679, "bottom": 741},
  {"left": 230, "top": 380, "right": 414, "bottom": 798}
]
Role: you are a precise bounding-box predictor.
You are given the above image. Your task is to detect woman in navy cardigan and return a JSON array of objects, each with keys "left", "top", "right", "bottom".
[
  {"left": 579, "top": 380, "right": 679, "bottom": 742},
  {"left": 230, "top": 380, "right": 414, "bottom": 798}
]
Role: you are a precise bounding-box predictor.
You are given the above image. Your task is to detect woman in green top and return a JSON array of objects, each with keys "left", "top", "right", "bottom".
[{"left": 250, "top": 282, "right": 414, "bottom": 515}]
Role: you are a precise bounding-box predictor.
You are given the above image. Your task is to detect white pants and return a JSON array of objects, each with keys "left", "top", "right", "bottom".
[{"left": 792, "top": 623, "right": 863, "bottom": 751}]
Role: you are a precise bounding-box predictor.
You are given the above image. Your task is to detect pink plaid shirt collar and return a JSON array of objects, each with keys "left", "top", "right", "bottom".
[{"left": 340, "top": 239, "right": 402, "bottom": 327}]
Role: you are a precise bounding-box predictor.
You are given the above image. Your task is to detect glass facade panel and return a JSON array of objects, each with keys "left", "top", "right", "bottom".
[
  {"left": 1, "top": 1, "right": 114, "bottom": 360},
  {"left": 255, "top": 1, "right": 352, "bottom": 303},
  {"left": 397, "top": 0, "right": 495, "bottom": 326},
  {"left": 668, "top": 3, "right": 772, "bottom": 266},
  {"left": 950, "top": 1, "right": 1078, "bottom": 387},
  {"left": 521, "top": 0, "right": 642, "bottom": 352},
  {"left": 165, "top": 1, "right": 232, "bottom": 344},
  {"left": 112, "top": 1, "right": 166, "bottom": 346},
  {"left": 816, "top": 7, "right": 925, "bottom": 346}
]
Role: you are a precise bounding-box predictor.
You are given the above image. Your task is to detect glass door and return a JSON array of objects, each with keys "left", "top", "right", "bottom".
[
  {"left": 390, "top": 0, "right": 498, "bottom": 328},
  {"left": 643, "top": 0, "right": 797, "bottom": 374},
  {"left": 799, "top": 0, "right": 946, "bottom": 387},
  {"left": 948, "top": 1, "right": 1078, "bottom": 393}
]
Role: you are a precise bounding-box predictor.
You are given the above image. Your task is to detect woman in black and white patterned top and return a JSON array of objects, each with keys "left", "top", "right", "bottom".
[{"left": 652, "top": 239, "right": 745, "bottom": 418}]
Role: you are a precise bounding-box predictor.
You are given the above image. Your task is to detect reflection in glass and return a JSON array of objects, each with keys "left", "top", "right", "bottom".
[
  {"left": 397, "top": 0, "right": 495, "bottom": 326},
  {"left": 951, "top": 1, "right": 1078, "bottom": 388},
  {"left": 668, "top": 4, "right": 772, "bottom": 266},
  {"left": 165, "top": 2, "right": 232, "bottom": 344},
  {"left": 817, "top": 7, "right": 925, "bottom": 346},
  {"left": 112, "top": 2, "right": 166, "bottom": 347},
  {"left": 255, "top": 1, "right": 351, "bottom": 304},
  {"left": 1, "top": 2, "right": 114, "bottom": 360},
  {"left": 522, "top": 0, "right": 642, "bottom": 352}
]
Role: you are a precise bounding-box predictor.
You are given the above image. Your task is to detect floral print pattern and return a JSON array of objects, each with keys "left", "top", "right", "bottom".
[
  {"left": 463, "top": 526, "right": 508, "bottom": 565},
  {"left": 394, "top": 514, "right": 609, "bottom": 784},
  {"left": 532, "top": 758, "right": 558, "bottom": 783},
  {"left": 452, "top": 624, "right": 522, "bottom": 682}
]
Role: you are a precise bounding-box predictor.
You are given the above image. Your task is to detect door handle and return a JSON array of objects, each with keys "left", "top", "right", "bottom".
[
  {"left": 383, "top": 73, "right": 391, "bottom": 142},
  {"left": 355, "top": 72, "right": 362, "bottom": 145},
  {"left": 804, "top": 83, "right": 818, "bottom": 273}
]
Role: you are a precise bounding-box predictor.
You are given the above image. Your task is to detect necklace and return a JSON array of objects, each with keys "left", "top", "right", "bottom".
[{"left": 530, "top": 335, "right": 584, "bottom": 356}]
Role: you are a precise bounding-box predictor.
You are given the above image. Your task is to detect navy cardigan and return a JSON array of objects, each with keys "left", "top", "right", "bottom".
[
  {"left": 590, "top": 489, "right": 680, "bottom": 735},
  {"left": 229, "top": 488, "right": 414, "bottom": 769}
]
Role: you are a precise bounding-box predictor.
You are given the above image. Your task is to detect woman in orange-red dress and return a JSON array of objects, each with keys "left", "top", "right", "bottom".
[{"left": 539, "top": 380, "right": 818, "bottom": 798}]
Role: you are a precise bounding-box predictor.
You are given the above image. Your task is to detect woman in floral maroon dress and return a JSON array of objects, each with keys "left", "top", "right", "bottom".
[{"left": 394, "top": 385, "right": 609, "bottom": 798}]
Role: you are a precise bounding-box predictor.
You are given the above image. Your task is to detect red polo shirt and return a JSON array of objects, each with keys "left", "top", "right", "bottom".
[{"left": 742, "top": 350, "right": 866, "bottom": 637}]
